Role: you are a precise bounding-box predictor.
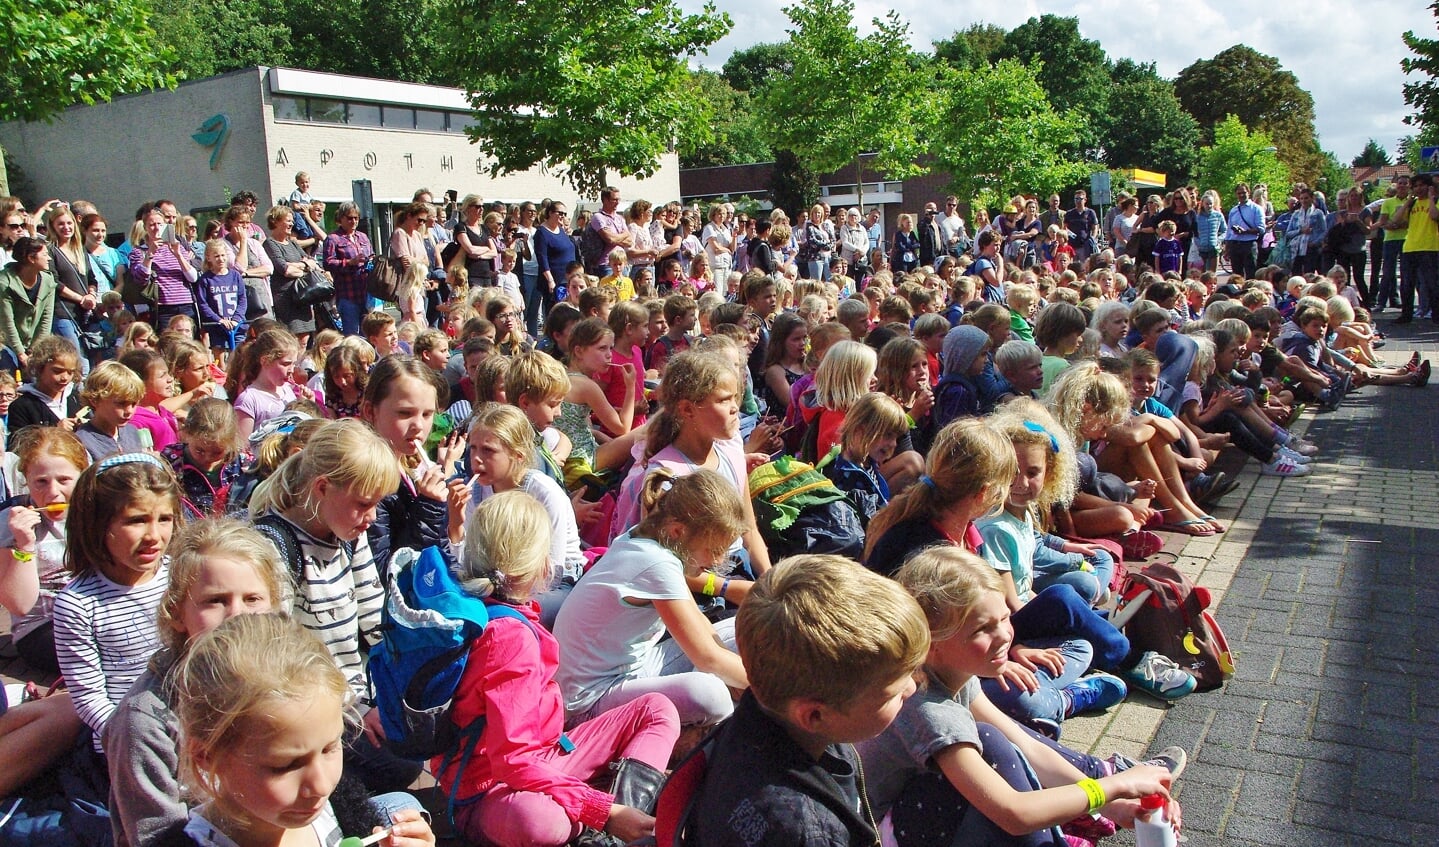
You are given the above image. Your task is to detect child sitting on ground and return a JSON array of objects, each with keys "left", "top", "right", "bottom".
[
  {"left": 74, "top": 361, "right": 147, "bottom": 460},
  {"left": 7, "top": 336, "right": 81, "bottom": 448},
  {"left": 858, "top": 547, "right": 1180, "bottom": 847},
  {"left": 819, "top": 392, "right": 907, "bottom": 528},
  {"left": 686, "top": 555, "right": 931, "bottom": 847}
]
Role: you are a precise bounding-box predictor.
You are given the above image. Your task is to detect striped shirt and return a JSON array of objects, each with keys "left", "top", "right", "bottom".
[
  {"left": 54, "top": 560, "right": 170, "bottom": 749},
  {"left": 267, "top": 515, "right": 384, "bottom": 701}
]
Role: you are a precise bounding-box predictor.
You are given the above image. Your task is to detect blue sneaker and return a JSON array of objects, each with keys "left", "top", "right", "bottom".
[
  {"left": 1122, "top": 651, "right": 1198, "bottom": 701},
  {"left": 1062, "top": 672, "right": 1128, "bottom": 718}
]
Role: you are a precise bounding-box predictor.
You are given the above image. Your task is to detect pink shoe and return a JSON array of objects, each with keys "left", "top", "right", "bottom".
[{"left": 1120, "top": 529, "right": 1164, "bottom": 560}]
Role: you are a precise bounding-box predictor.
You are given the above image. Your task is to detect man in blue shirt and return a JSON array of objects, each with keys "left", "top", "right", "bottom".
[{"left": 1226, "top": 183, "right": 1266, "bottom": 280}]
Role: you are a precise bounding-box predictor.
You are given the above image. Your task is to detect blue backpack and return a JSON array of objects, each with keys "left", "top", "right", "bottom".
[{"left": 368, "top": 546, "right": 538, "bottom": 819}]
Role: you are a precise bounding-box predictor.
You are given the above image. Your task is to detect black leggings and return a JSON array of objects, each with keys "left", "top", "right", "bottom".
[{"left": 1210, "top": 407, "right": 1276, "bottom": 462}]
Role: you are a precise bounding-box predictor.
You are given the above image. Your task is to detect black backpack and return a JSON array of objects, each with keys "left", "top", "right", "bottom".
[{"left": 579, "top": 223, "right": 608, "bottom": 275}]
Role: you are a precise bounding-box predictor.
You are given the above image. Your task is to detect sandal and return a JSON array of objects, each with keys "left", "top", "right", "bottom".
[
  {"left": 1200, "top": 514, "right": 1227, "bottom": 533},
  {"left": 1159, "top": 519, "right": 1217, "bottom": 537}
]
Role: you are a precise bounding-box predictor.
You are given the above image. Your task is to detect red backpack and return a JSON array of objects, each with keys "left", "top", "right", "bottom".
[{"left": 1111, "top": 561, "right": 1235, "bottom": 692}]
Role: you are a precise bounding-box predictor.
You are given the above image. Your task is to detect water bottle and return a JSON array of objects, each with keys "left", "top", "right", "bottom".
[{"left": 1134, "top": 794, "right": 1177, "bottom": 847}]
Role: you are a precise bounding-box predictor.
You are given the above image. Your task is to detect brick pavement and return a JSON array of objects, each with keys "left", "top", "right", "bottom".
[{"left": 1069, "top": 318, "right": 1439, "bottom": 845}]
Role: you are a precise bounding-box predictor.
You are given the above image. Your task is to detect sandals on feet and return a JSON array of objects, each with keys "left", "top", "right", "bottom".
[{"left": 1160, "top": 518, "right": 1217, "bottom": 537}]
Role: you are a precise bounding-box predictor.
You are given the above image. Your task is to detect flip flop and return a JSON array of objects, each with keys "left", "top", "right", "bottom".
[
  {"left": 1200, "top": 514, "right": 1227, "bottom": 533},
  {"left": 1160, "top": 519, "right": 1216, "bottom": 537}
]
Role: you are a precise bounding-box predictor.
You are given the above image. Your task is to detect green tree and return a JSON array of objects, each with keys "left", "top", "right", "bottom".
[
  {"left": 933, "top": 23, "right": 1008, "bottom": 69},
  {"left": 679, "top": 70, "right": 770, "bottom": 168},
  {"left": 1175, "top": 45, "right": 1322, "bottom": 182},
  {"left": 1351, "top": 139, "right": 1392, "bottom": 168},
  {"left": 769, "top": 148, "right": 818, "bottom": 217},
  {"left": 721, "top": 43, "right": 793, "bottom": 93},
  {"left": 929, "top": 58, "right": 1087, "bottom": 209},
  {"left": 756, "top": 0, "right": 931, "bottom": 210},
  {"left": 995, "top": 15, "right": 1110, "bottom": 157},
  {"left": 0, "top": 0, "right": 175, "bottom": 122},
  {"left": 284, "top": 0, "right": 454, "bottom": 85},
  {"left": 1193, "top": 115, "right": 1290, "bottom": 197},
  {"left": 1403, "top": 2, "right": 1439, "bottom": 136},
  {"left": 1100, "top": 62, "right": 1199, "bottom": 182},
  {"left": 152, "top": 0, "right": 293, "bottom": 80},
  {"left": 437, "top": 0, "right": 730, "bottom": 196},
  {"left": 1314, "top": 149, "right": 1354, "bottom": 197}
]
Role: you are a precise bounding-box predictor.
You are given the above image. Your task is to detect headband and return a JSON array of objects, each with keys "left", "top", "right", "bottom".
[
  {"left": 1023, "top": 421, "right": 1060, "bottom": 454},
  {"left": 96, "top": 452, "right": 167, "bottom": 474}
]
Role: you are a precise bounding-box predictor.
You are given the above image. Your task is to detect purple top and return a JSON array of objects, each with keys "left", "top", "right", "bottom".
[
  {"left": 323, "top": 230, "right": 374, "bottom": 302},
  {"left": 197, "top": 269, "right": 246, "bottom": 324},
  {"left": 128, "top": 243, "right": 198, "bottom": 306}
]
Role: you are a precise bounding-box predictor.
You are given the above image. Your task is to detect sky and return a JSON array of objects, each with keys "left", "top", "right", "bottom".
[{"left": 682, "top": 0, "right": 1434, "bottom": 164}]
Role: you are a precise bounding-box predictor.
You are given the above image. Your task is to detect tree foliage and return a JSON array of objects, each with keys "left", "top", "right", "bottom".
[
  {"left": 1100, "top": 62, "right": 1200, "bottom": 183},
  {"left": 1403, "top": 2, "right": 1439, "bottom": 137},
  {"left": 928, "top": 59, "right": 1087, "bottom": 208},
  {"left": 679, "top": 70, "right": 770, "bottom": 168},
  {"left": 769, "top": 149, "right": 819, "bottom": 216},
  {"left": 1193, "top": 115, "right": 1290, "bottom": 197},
  {"left": 722, "top": 43, "right": 794, "bottom": 93},
  {"left": 756, "top": 0, "right": 931, "bottom": 199},
  {"left": 0, "top": 0, "right": 176, "bottom": 122},
  {"left": 933, "top": 24, "right": 1007, "bottom": 69},
  {"left": 284, "top": 0, "right": 454, "bottom": 86},
  {"left": 151, "top": 0, "right": 292, "bottom": 81},
  {"left": 1175, "top": 45, "right": 1321, "bottom": 182},
  {"left": 1352, "top": 139, "right": 1393, "bottom": 168},
  {"left": 994, "top": 15, "right": 1110, "bottom": 157},
  {"left": 438, "top": 0, "right": 730, "bottom": 196}
]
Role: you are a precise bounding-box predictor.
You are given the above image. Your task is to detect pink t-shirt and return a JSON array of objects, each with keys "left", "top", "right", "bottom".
[
  {"left": 130, "top": 405, "right": 179, "bottom": 452},
  {"left": 234, "top": 383, "right": 298, "bottom": 433}
]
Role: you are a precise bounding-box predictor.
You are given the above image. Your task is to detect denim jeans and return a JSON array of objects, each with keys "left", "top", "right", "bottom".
[
  {"left": 521, "top": 270, "right": 542, "bottom": 337},
  {"left": 981, "top": 635, "right": 1092, "bottom": 729},
  {"left": 337, "top": 296, "right": 366, "bottom": 336},
  {"left": 1031, "top": 544, "right": 1114, "bottom": 605},
  {"left": 1379, "top": 240, "right": 1404, "bottom": 308},
  {"left": 1011, "top": 584, "right": 1132, "bottom": 672}
]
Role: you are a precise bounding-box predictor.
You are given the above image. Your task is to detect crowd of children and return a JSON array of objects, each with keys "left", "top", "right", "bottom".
[{"left": 8, "top": 187, "right": 1418, "bottom": 847}]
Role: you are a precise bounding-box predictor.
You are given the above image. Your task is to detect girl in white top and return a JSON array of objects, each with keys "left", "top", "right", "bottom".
[
  {"left": 174, "top": 614, "right": 434, "bottom": 847},
  {"left": 458, "top": 403, "right": 587, "bottom": 629},
  {"left": 54, "top": 453, "right": 181, "bottom": 750},
  {"left": 700, "top": 205, "right": 733, "bottom": 282},
  {"left": 554, "top": 469, "right": 747, "bottom": 726}
]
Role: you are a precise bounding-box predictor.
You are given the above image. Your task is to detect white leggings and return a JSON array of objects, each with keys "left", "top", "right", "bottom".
[{"left": 579, "top": 617, "right": 737, "bottom": 726}]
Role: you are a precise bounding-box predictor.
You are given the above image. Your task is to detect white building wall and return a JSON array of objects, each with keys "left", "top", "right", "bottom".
[
  {"left": 0, "top": 66, "right": 681, "bottom": 222},
  {"left": 0, "top": 68, "right": 271, "bottom": 220}
]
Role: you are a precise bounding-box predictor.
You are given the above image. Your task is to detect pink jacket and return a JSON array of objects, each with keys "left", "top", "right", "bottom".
[{"left": 432, "top": 601, "right": 611, "bottom": 830}]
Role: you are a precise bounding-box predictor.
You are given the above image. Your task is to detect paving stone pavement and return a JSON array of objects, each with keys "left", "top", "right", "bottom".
[{"left": 1067, "top": 317, "right": 1439, "bottom": 846}]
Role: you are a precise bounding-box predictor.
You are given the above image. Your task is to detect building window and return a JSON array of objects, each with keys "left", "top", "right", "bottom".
[
  {"left": 309, "top": 98, "right": 345, "bottom": 124},
  {"left": 382, "top": 106, "right": 415, "bottom": 129},
  {"left": 446, "top": 112, "right": 470, "bottom": 134},
  {"left": 273, "top": 96, "right": 307, "bottom": 122},
  {"left": 347, "top": 103, "right": 382, "bottom": 127},
  {"left": 415, "top": 108, "right": 446, "bottom": 132}
]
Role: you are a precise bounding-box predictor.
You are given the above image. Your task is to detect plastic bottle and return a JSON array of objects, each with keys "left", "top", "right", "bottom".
[{"left": 1134, "top": 794, "right": 1177, "bottom": 847}]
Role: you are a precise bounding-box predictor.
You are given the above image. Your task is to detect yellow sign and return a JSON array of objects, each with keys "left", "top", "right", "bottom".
[{"left": 1124, "top": 168, "right": 1167, "bottom": 188}]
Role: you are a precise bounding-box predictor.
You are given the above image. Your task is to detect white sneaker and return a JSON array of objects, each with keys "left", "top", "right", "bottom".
[
  {"left": 1121, "top": 651, "right": 1197, "bottom": 700},
  {"left": 1261, "top": 456, "right": 1310, "bottom": 476},
  {"left": 1288, "top": 438, "right": 1319, "bottom": 456},
  {"left": 1278, "top": 446, "right": 1313, "bottom": 464}
]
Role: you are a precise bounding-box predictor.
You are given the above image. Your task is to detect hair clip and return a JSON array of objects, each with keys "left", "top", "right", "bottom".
[
  {"left": 919, "top": 474, "right": 937, "bottom": 490},
  {"left": 96, "top": 452, "right": 167, "bottom": 474},
  {"left": 1023, "top": 421, "right": 1060, "bottom": 454}
]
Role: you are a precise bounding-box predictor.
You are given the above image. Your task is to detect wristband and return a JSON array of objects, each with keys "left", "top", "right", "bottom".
[
  {"left": 1077, "top": 778, "right": 1106, "bottom": 814},
  {"left": 701, "top": 573, "right": 718, "bottom": 596},
  {"left": 12, "top": 549, "right": 34, "bottom": 563},
  {"left": 719, "top": 578, "right": 731, "bottom": 599}
]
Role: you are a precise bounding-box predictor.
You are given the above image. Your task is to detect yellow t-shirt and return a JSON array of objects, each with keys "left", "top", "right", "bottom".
[
  {"left": 1380, "top": 196, "right": 1408, "bottom": 243},
  {"left": 1403, "top": 198, "right": 1439, "bottom": 253},
  {"left": 599, "top": 273, "right": 636, "bottom": 301}
]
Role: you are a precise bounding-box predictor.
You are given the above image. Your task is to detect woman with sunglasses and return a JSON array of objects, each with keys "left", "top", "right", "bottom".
[
  {"left": 321, "top": 201, "right": 374, "bottom": 335},
  {"left": 0, "top": 237, "right": 58, "bottom": 372},
  {"left": 534, "top": 200, "right": 577, "bottom": 336}
]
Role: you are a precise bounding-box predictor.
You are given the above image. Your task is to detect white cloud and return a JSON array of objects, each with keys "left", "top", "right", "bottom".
[{"left": 685, "top": 0, "right": 1434, "bottom": 162}]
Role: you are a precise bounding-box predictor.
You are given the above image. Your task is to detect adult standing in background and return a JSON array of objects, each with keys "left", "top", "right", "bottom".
[
  {"left": 1226, "top": 184, "right": 1265, "bottom": 281},
  {"left": 1064, "top": 190, "right": 1099, "bottom": 264},
  {"left": 702, "top": 203, "right": 735, "bottom": 282},
  {"left": 221, "top": 205, "right": 274, "bottom": 321},
  {"left": 890, "top": 214, "right": 920, "bottom": 273},
  {"left": 454, "top": 196, "right": 498, "bottom": 289},
  {"left": 939, "top": 196, "right": 970, "bottom": 258},
  {"left": 515, "top": 201, "right": 540, "bottom": 331},
  {"left": 82, "top": 214, "right": 125, "bottom": 295},
  {"left": 534, "top": 200, "right": 576, "bottom": 328},
  {"left": 1040, "top": 193, "right": 1064, "bottom": 233},
  {"left": 0, "top": 237, "right": 57, "bottom": 372},
  {"left": 797, "top": 204, "right": 833, "bottom": 281},
  {"left": 1324, "top": 189, "right": 1373, "bottom": 306},
  {"left": 130, "top": 206, "right": 199, "bottom": 331},
  {"left": 627, "top": 200, "right": 659, "bottom": 278},
  {"left": 865, "top": 207, "right": 884, "bottom": 257},
  {"left": 43, "top": 204, "right": 100, "bottom": 366},
  {"left": 917, "top": 202, "right": 943, "bottom": 268},
  {"left": 589, "top": 187, "right": 632, "bottom": 275},
  {"left": 1154, "top": 192, "right": 1197, "bottom": 262},
  {"left": 322, "top": 201, "right": 374, "bottom": 335},
  {"left": 1393, "top": 173, "right": 1439, "bottom": 325},
  {"left": 1108, "top": 197, "right": 1139, "bottom": 260},
  {"left": 1375, "top": 175, "right": 1411, "bottom": 312},
  {"left": 1285, "top": 186, "right": 1328, "bottom": 276},
  {"left": 839, "top": 208, "right": 870, "bottom": 269},
  {"left": 262, "top": 206, "right": 319, "bottom": 349}
]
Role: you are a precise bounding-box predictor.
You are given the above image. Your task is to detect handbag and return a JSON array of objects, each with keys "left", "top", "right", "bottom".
[
  {"left": 293, "top": 267, "right": 336, "bottom": 306},
  {"left": 117, "top": 262, "right": 158, "bottom": 308},
  {"left": 366, "top": 255, "right": 403, "bottom": 302}
]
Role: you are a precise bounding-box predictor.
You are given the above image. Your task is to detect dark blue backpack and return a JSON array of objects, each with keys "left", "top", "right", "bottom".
[{"left": 368, "top": 546, "right": 537, "bottom": 821}]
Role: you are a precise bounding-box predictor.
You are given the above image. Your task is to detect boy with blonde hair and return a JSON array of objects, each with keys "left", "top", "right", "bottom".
[
  {"left": 506, "top": 350, "right": 572, "bottom": 486},
  {"left": 688, "top": 555, "right": 930, "bottom": 847},
  {"left": 74, "top": 360, "right": 147, "bottom": 460}
]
